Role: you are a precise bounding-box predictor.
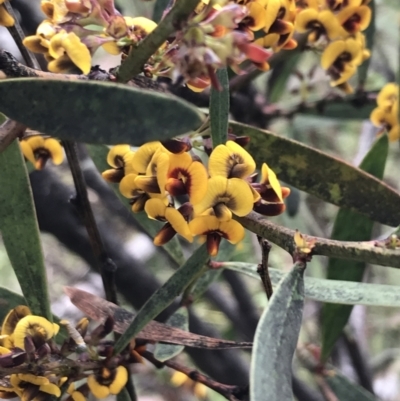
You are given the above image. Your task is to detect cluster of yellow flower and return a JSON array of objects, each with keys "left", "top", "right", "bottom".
[
  {"left": 370, "top": 83, "right": 399, "bottom": 142},
  {"left": 295, "top": 0, "right": 371, "bottom": 92},
  {"left": 102, "top": 138, "right": 289, "bottom": 256},
  {"left": 18, "top": 0, "right": 371, "bottom": 92},
  {"left": 0, "top": 306, "right": 132, "bottom": 401}
]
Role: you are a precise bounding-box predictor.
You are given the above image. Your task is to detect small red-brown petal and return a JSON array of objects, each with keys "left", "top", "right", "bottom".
[
  {"left": 254, "top": 200, "right": 286, "bottom": 216},
  {"left": 102, "top": 168, "right": 124, "bottom": 183},
  {"left": 206, "top": 233, "right": 222, "bottom": 256},
  {"left": 165, "top": 177, "right": 187, "bottom": 197},
  {"left": 154, "top": 223, "right": 177, "bottom": 246},
  {"left": 282, "top": 187, "right": 291, "bottom": 199},
  {"left": 161, "top": 138, "right": 192, "bottom": 154}
]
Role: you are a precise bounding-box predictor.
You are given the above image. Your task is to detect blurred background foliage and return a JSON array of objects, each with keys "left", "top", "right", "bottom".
[{"left": 0, "top": 0, "right": 399, "bottom": 400}]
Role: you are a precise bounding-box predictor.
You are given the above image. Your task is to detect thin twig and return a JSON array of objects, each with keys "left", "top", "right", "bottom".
[
  {"left": 4, "top": 1, "right": 40, "bottom": 70},
  {"left": 62, "top": 141, "right": 118, "bottom": 305},
  {"left": 257, "top": 237, "right": 273, "bottom": 299},
  {"left": 116, "top": 0, "right": 200, "bottom": 82},
  {"left": 142, "top": 350, "right": 246, "bottom": 401},
  {"left": 0, "top": 118, "right": 26, "bottom": 154},
  {"left": 236, "top": 212, "right": 400, "bottom": 268}
]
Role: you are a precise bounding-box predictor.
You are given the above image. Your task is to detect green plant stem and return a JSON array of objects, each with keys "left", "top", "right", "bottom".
[
  {"left": 116, "top": 0, "right": 200, "bottom": 82},
  {"left": 4, "top": 1, "right": 40, "bottom": 70},
  {"left": 0, "top": 118, "right": 25, "bottom": 154},
  {"left": 236, "top": 212, "right": 400, "bottom": 268},
  {"left": 62, "top": 141, "right": 118, "bottom": 305}
]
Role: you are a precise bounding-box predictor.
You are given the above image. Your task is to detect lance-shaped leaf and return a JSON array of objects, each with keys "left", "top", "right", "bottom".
[
  {"left": 230, "top": 121, "right": 400, "bottom": 226},
  {"left": 222, "top": 262, "right": 400, "bottom": 308},
  {"left": 0, "top": 140, "right": 52, "bottom": 320},
  {"left": 0, "top": 79, "right": 204, "bottom": 145},
  {"left": 86, "top": 144, "right": 184, "bottom": 266},
  {"left": 250, "top": 262, "right": 305, "bottom": 401},
  {"left": 210, "top": 68, "right": 229, "bottom": 148},
  {"left": 324, "top": 368, "right": 378, "bottom": 401},
  {"left": 154, "top": 307, "right": 189, "bottom": 361},
  {"left": 320, "top": 134, "right": 389, "bottom": 361},
  {"left": 65, "top": 286, "right": 252, "bottom": 349}
]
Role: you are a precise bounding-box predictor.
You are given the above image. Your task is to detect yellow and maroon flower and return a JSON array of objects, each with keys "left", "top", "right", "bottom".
[
  {"left": 10, "top": 373, "right": 61, "bottom": 400},
  {"left": 87, "top": 366, "right": 128, "bottom": 399},
  {"left": 321, "top": 37, "right": 363, "bottom": 86},
  {"left": 20, "top": 136, "right": 64, "bottom": 170},
  {"left": 194, "top": 176, "right": 254, "bottom": 221},
  {"left": 295, "top": 9, "right": 345, "bottom": 42},
  {"left": 134, "top": 149, "right": 169, "bottom": 195},
  {"left": 336, "top": 2, "right": 371, "bottom": 34},
  {"left": 144, "top": 198, "right": 193, "bottom": 244},
  {"left": 376, "top": 82, "right": 398, "bottom": 111},
  {"left": 102, "top": 145, "right": 136, "bottom": 183},
  {"left": 166, "top": 152, "right": 208, "bottom": 204},
  {"left": 131, "top": 141, "right": 168, "bottom": 174},
  {"left": 208, "top": 140, "right": 256, "bottom": 179},
  {"left": 252, "top": 163, "right": 289, "bottom": 216},
  {"left": 189, "top": 215, "right": 245, "bottom": 256},
  {"left": 370, "top": 102, "right": 399, "bottom": 142},
  {"left": 119, "top": 173, "right": 167, "bottom": 213}
]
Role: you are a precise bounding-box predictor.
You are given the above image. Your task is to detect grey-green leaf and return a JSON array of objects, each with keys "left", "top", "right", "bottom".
[
  {"left": 0, "top": 79, "right": 204, "bottom": 145},
  {"left": 222, "top": 262, "right": 400, "bottom": 308},
  {"left": 86, "top": 144, "right": 184, "bottom": 266},
  {"left": 321, "top": 133, "right": 389, "bottom": 362},
  {"left": 210, "top": 68, "right": 229, "bottom": 148},
  {"left": 324, "top": 368, "right": 378, "bottom": 401},
  {"left": 250, "top": 262, "right": 305, "bottom": 401},
  {"left": 230, "top": 121, "right": 400, "bottom": 226},
  {"left": 113, "top": 244, "right": 209, "bottom": 354},
  {"left": 154, "top": 307, "right": 189, "bottom": 361},
  {"left": 0, "top": 140, "right": 52, "bottom": 320}
]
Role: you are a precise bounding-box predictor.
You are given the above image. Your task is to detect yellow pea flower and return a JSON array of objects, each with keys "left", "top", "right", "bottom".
[
  {"left": 189, "top": 215, "right": 245, "bottom": 256},
  {"left": 87, "top": 366, "right": 128, "bottom": 399},
  {"left": 20, "top": 136, "right": 64, "bottom": 170},
  {"left": 102, "top": 145, "right": 136, "bottom": 183},
  {"left": 336, "top": 3, "right": 371, "bottom": 34},
  {"left": 166, "top": 152, "right": 208, "bottom": 204},
  {"left": 194, "top": 176, "right": 255, "bottom": 221},
  {"left": 376, "top": 83, "right": 398, "bottom": 111},
  {"left": 145, "top": 198, "right": 193, "bottom": 244},
  {"left": 209, "top": 140, "right": 256, "bottom": 179},
  {"left": 170, "top": 371, "right": 208, "bottom": 399}
]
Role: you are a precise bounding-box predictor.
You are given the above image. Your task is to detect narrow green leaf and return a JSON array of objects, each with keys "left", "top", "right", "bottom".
[
  {"left": 113, "top": 244, "right": 209, "bottom": 354},
  {"left": 222, "top": 262, "right": 400, "bottom": 307},
  {"left": 267, "top": 52, "right": 302, "bottom": 103},
  {"left": 357, "top": 0, "right": 375, "bottom": 86},
  {"left": 321, "top": 133, "right": 389, "bottom": 362},
  {"left": 324, "top": 369, "right": 378, "bottom": 401},
  {"left": 86, "top": 144, "right": 184, "bottom": 266},
  {"left": 250, "top": 262, "right": 305, "bottom": 401},
  {"left": 230, "top": 121, "right": 400, "bottom": 226},
  {"left": 299, "top": 99, "right": 375, "bottom": 119},
  {"left": 0, "top": 79, "right": 204, "bottom": 145},
  {"left": 0, "top": 140, "right": 52, "bottom": 320},
  {"left": 210, "top": 68, "right": 229, "bottom": 148},
  {"left": 154, "top": 307, "right": 189, "bottom": 361}
]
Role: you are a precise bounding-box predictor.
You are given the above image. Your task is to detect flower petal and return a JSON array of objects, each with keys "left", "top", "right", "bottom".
[
  {"left": 321, "top": 40, "right": 346, "bottom": 70},
  {"left": 87, "top": 375, "right": 110, "bottom": 399},
  {"left": 165, "top": 208, "right": 193, "bottom": 242},
  {"left": 109, "top": 366, "right": 128, "bottom": 395},
  {"left": 226, "top": 178, "right": 255, "bottom": 216},
  {"left": 119, "top": 173, "right": 139, "bottom": 198},
  {"left": 144, "top": 198, "right": 167, "bottom": 220},
  {"left": 44, "top": 138, "right": 63, "bottom": 165},
  {"left": 132, "top": 142, "right": 162, "bottom": 174},
  {"left": 219, "top": 220, "right": 245, "bottom": 243},
  {"left": 189, "top": 216, "right": 220, "bottom": 236}
]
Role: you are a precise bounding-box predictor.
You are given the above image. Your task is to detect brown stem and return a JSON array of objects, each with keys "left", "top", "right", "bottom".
[
  {"left": 142, "top": 350, "right": 246, "bottom": 401},
  {"left": 257, "top": 237, "right": 273, "bottom": 299},
  {"left": 0, "top": 119, "right": 26, "bottom": 154},
  {"left": 62, "top": 141, "right": 118, "bottom": 305},
  {"left": 236, "top": 212, "right": 400, "bottom": 268}
]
